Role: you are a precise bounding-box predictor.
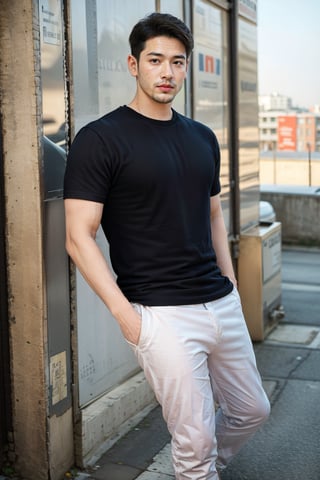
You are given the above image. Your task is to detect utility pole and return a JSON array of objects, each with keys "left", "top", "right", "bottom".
[
  {"left": 273, "top": 141, "right": 277, "bottom": 184},
  {"left": 307, "top": 142, "right": 312, "bottom": 186}
]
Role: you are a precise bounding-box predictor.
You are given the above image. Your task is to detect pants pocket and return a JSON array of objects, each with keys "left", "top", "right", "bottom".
[{"left": 127, "top": 303, "right": 148, "bottom": 349}]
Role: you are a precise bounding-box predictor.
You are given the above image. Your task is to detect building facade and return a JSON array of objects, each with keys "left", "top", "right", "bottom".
[
  {"left": 0, "top": 1, "right": 261, "bottom": 479},
  {"left": 259, "top": 109, "right": 320, "bottom": 153},
  {"left": 259, "top": 92, "right": 292, "bottom": 112}
]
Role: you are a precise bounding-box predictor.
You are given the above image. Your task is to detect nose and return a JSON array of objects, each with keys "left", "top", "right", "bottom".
[{"left": 161, "top": 61, "right": 173, "bottom": 79}]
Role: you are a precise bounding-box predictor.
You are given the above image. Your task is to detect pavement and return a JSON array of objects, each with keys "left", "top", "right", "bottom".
[
  {"left": 76, "top": 246, "right": 320, "bottom": 480},
  {"left": 2, "top": 247, "right": 319, "bottom": 480}
]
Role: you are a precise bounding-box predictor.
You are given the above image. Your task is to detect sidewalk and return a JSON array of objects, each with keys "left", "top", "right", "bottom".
[
  {"left": 72, "top": 247, "right": 320, "bottom": 480},
  {"left": 2, "top": 248, "right": 318, "bottom": 480}
]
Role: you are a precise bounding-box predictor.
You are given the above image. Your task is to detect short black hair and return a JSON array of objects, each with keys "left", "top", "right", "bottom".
[{"left": 129, "top": 12, "right": 194, "bottom": 61}]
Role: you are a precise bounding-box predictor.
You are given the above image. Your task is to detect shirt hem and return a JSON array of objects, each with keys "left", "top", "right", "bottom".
[{"left": 126, "top": 282, "right": 234, "bottom": 307}]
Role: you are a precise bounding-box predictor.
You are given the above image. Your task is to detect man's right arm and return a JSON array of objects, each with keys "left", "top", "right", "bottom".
[{"left": 64, "top": 198, "right": 141, "bottom": 345}]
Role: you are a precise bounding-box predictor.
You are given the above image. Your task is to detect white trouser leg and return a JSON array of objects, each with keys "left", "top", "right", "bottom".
[
  {"left": 131, "top": 302, "right": 218, "bottom": 479},
  {"left": 205, "top": 289, "right": 270, "bottom": 469},
  {"left": 130, "top": 290, "right": 270, "bottom": 479}
]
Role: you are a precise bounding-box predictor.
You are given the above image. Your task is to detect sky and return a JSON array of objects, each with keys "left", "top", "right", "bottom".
[{"left": 257, "top": 0, "right": 320, "bottom": 109}]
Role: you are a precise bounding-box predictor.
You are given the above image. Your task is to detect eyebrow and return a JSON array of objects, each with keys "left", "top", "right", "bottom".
[{"left": 146, "top": 52, "right": 187, "bottom": 60}]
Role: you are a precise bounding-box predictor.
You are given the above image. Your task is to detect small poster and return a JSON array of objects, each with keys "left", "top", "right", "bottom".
[
  {"left": 40, "top": 0, "right": 62, "bottom": 46},
  {"left": 50, "top": 351, "right": 67, "bottom": 405}
]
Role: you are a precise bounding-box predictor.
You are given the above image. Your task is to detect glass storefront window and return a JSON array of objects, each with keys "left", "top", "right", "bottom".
[
  {"left": 238, "top": 17, "right": 259, "bottom": 230},
  {"left": 71, "top": 0, "right": 155, "bottom": 132},
  {"left": 70, "top": 0, "right": 156, "bottom": 407},
  {"left": 192, "top": 0, "right": 230, "bottom": 229}
]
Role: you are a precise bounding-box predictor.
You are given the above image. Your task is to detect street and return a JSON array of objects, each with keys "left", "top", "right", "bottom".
[{"left": 221, "top": 247, "right": 320, "bottom": 480}]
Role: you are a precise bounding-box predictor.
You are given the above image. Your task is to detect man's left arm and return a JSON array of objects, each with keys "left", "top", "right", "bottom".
[{"left": 210, "top": 194, "right": 237, "bottom": 287}]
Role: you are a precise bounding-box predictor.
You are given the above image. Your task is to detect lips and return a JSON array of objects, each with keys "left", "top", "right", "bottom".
[{"left": 157, "top": 84, "right": 174, "bottom": 92}]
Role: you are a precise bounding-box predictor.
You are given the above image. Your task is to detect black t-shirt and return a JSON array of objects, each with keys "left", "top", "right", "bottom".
[{"left": 64, "top": 106, "right": 233, "bottom": 305}]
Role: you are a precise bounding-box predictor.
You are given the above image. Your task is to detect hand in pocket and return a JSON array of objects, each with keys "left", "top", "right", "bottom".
[{"left": 121, "top": 307, "right": 142, "bottom": 346}]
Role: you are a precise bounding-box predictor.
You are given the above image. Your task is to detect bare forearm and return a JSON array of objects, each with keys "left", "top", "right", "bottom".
[
  {"left": 64, "top": 198, "right": 141, "bottom": 344},
  {"left": 67, "top": 235, "right": 125, "bottom": 312},
  {"left": 211, "top": 215, "right": 237, "bottom": 286},
  {"left": 66, "top": 236, "right": 140, "bottom": 341}
]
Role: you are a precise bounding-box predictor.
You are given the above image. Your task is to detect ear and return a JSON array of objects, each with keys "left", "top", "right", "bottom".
[{"left": 127, "top": 54, "right": 138, "bottom": 77}]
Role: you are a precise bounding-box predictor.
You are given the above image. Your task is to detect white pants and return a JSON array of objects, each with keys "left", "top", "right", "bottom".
[{"left": 130, "top": 289, "right": 270, "bottom": 480}]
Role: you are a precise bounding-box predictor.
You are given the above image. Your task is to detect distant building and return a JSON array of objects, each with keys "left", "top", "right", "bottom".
[
  {"left": 259, "top": 92, "right": 292, "bottom": 111},
  {"left": 259, "top": 94, "right": 320, "bottom": 152},
  {"left": 297, "top": 114, "right": 317, "bottom": 152},
  {"left": 259, "top": 110, "right": 281, "bottom": 150}
]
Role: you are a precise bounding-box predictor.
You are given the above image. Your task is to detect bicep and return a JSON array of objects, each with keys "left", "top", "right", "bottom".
[{"left": 64, "top": 198, "right": 104, "bottom": 240}]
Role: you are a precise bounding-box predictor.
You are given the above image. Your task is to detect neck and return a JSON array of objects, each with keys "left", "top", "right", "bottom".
[{"left": 128, "top": 97, "right": 173, "bottom": 121}]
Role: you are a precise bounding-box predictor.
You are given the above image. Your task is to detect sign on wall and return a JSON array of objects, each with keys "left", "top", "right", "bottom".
[
  {"left": 278, "top": 116, "right": 297, "bottom": 151},
  {"left": 193, "top": 0, "right": 223, "bottom": 133},
  {"left": 239, "top": 0, "right": 257, "bottom": 24},
  {"left": 40, "top": 0, "right": 62, "bottom": 46}
]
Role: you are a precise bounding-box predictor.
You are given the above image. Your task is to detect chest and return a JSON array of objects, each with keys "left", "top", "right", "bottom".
[{"left": 112, "top": 127, "right": 215, "bottom": 198}]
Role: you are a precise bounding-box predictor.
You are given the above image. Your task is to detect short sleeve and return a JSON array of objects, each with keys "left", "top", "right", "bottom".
[
  {"left": 210, "top": 133, "right": 221, "bottom": 197},
  {"left": 63, "top": 126, "right": 112, "bottom": 203}
]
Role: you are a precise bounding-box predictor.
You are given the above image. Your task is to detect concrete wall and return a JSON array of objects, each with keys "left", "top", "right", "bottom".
[
  {"left": 261, "top": 187, "right": 320, "bottom": 246},
  {"left": 260, "top": 155, "right": 320, "bottom": 186},
  {"left": 0, "top": 1, "right": 48, "bottom": 477},
  {"left": 0, "top": 1, "right": 74, "bottom": 478}
]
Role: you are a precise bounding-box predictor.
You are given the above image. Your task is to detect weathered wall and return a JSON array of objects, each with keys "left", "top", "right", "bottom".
[
  {"left": 261, "top": 188, "right": 320, "bottom": 246},
  {"left": 0, "top": 0, "right": 48, "bottom": 477},
  {"left": 260, "top": 155, "right": 320, "bottom": 186}
]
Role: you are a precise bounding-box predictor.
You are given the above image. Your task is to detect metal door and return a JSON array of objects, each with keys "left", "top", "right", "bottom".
[{"left": 39, "top": 0, "right": 72, "bottom": 415}]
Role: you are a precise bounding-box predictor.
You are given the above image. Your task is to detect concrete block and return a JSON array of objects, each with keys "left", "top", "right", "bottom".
[
  {"left": 77, "top": 371, "right": 156, "bottom": 467},
  {"left": 261, "top": 188, "right": 320, "bottom": 245}
]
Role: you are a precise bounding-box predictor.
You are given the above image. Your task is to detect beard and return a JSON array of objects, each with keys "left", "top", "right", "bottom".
[{"left": 152, "top": 93, "right": 175, "bottom": 104}]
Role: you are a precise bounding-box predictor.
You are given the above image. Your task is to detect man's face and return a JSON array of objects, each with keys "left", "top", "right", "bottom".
[{"left": 128, "top": 36, "right": 188, "bottom": 105}]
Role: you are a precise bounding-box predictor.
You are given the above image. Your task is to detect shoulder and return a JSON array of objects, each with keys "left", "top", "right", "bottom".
[
  {"left": 71, "top": 107, "right": 129, "bottom": 150},
  {"left": 81, "top": 106, "right": 127, "bottom": 137},
  {"left": 175, "top": 112, "right": 218, "bottom": 139},
  {"left": 175, "top": 112, "right": 220, "bottom": 150}
]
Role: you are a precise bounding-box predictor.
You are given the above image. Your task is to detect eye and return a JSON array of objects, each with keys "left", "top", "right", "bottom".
[
  {"left": 150, "top": 58, "right": 160, "bottom": 64},
  {"left": 173, "top": 60, "right": 185, "bottom": 66}
]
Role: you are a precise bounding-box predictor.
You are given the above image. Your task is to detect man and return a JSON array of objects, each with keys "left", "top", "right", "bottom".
[{"left": 64, "top": 12, "right": 270, "bottom": 480}]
